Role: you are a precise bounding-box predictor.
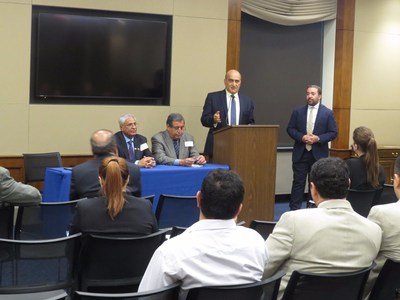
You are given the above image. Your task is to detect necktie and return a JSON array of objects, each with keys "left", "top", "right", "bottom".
[
  {"left": 230, "top": 94, "right": 236, "bottom": 125},
  {"left": 173, "top": 140, "right": 180, "bottom": 158},
  {"left": 128, "top": 140, "right": 134, "bottom": 160},
  {"left": 306, "top": 106, "right": 314, "bottom": 151}
]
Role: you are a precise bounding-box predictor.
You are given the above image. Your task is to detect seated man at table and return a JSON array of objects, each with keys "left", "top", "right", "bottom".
[
  {"left": 264, "top": 157, "right": 382, "bottom": 299},
  {"left": 114, "top": 113, "right": 155, "bottom": 168},
  {"left": 151, "top": 113, "right": 206, "bottom": 166},
  {"left": 70, "top": 129, "right": 141, "bottom": 200},
  {"left": 0, "top": 166, "right": 41, "bottom": 205},
  {"left": 138, "top": 169, "right": 267, "bottom": 299}
]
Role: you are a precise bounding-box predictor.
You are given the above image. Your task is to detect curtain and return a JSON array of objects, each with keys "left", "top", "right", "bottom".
[{"left": 242, "top": 0, "right": 337, "bottom": 26}]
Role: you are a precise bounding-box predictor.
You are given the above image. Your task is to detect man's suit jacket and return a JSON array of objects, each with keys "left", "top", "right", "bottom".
[
  {"left": 201, "top": 90, "right": 255, "bottom": 156},
  {"left": 0, "top": 167, "right": 41, "bottom": 206},
  {"left": 69, "top": 195, "right": 158, "bottom": 235},
  {"left": 264, "top": 200, "right": 382, "bottom": 299},
  {"left": 69, "top": 155, "right": 141, "bottom": 200},
  {"left": 114, "top": 131, "right": 152, "bottom": 163},
  {"left": 287, "top": 104, "right": 337, "bottom": 162},
  {"left": 364, "top": 201, "right": 400, "bottom": 297},
  {"left": 151, "top": 131, "right": 200, "bottom": 165}
]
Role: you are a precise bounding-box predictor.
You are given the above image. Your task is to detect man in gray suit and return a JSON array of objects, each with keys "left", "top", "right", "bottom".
[
  {"left": 152, "top": 113, "right": 206, "bottom": 166},
  {"left": 0, "top": 167, "right": 41, "bottom": 205},
  {"left": 264, "top": 157, "right": 382, "bottom": 299},
  {"left": 364, "top": 156, "right": 400, "bottom": 297}
]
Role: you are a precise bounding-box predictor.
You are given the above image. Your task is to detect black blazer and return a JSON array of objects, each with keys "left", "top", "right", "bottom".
[
  {"left": 201, "top": 90, "right": 255, "bottom": 156},
  {"left": 114, "top": 131, "right": 153, "bottom": 163},
  {"left": 70, "top": 155, "right": 141, "bottom": 200},
  {"left": 346, "top": 156, "right": 386, "bottom": 190},
  {"left": 69, "top": 195, "right": 158, "bottom": 235}
]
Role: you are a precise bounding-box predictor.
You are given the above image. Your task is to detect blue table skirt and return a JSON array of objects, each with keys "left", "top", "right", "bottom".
[{"left": 43, "top": 164, "right": 229, "bottom": 211}]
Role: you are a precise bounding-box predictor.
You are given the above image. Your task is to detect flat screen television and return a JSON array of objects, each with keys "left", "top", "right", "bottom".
[{"left": 30, "top": 6, "right": 172, "bottom": 105}]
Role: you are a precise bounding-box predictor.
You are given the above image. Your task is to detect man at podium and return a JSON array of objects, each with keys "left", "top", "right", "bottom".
[{"left": 201, "top": 69, "right": 255, "bottom": 159}]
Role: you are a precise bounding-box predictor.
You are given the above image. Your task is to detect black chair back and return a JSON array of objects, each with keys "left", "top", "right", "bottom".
[
  {"left": 78, "top": 229, "right": 169, "bottom": 293},
  {"left": 0, "top": 233, "right": 81, "bottom": 297},
  {"left": 186, "top": 271, "right": 285, "bottom": 300},
  {"left": 169, "top": 226, "right": 187, "bottom": 238},
  {"left": 75, "top": 283, "right": 180, "bottom": 300},
  {"left": 347, "top": 189, "right": 380, "bottom": 217},
  {"left": 249, "top": 220, "right": 277, "bottom": 239},
  {"left": 374, "top": 184, "right": 397, "bottom": 206},
  {"left": 369, "top": 259, "right": 400, "bottom": 300},
  {"left": 0, "top": 205, "right": 14, "bottom": 239},
  {"left": 282, "top": 264, "right": 375, "bottom": 300},
  {"left": 142, "top": 194, "right": 155, "bottom": 205},
  {"left": 155, "top": 194, "right": 199, "bottom": 228},
  {"left": 23, "top": 152, "right": 63, "bottom": 185},
  {"left": 14, "top": 198, "right": 86, "bottom": 240}
]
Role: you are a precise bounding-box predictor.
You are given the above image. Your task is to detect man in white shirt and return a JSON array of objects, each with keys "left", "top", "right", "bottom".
[
  {"left": 138, "top": 169, "right": 268, "bottom": 298},
  {"left": 364, "top": 156, "right": 400, "bottom": 297}
]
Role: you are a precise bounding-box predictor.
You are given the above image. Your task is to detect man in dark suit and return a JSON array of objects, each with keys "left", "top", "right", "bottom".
[
  {"left": 201, "top": 69, "right": 255, "bottom": 158},
  {"left": 70, "top": 129, "right": 141, "bottom": 200},
  {"left": 152, "top": 113, "right": 207, "bottom": 166},
  {"left": 287, "top": 85, "right": 337, "bottom": 210},
  {"left": 114, "top": 114, "right": 155, "bottom": 168}
]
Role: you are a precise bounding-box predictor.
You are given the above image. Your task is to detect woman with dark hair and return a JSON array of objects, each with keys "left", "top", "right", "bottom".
[
  {"left": 346, "top": 126, "right": 385, "bottom": 190},
  {"left": 70, "top": 156, "right": 157, "bottom": 235}
]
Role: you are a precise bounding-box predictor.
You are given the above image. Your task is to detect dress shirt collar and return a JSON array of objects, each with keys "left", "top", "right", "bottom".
[
  {"left": 308, "top": 102, "right": 320, "bottom": 110},
  {"left": 186, "top": 219, "right": 237, "bottom": 233},
  {"left": 317, "top": 199, "right": 353, "bottom": 210},
  {"left": 122, "top": 133, "right": 134, "bottom": 144}
]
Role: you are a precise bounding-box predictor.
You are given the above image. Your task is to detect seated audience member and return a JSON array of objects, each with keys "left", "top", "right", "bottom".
[
  {"left": 138, "top": 169, "right": 267, "bottom": 298},
  {"left": 114, "top": 113, "right": 155, "bottom": 168},
  {"left": 364, "top": 156, "right": 400, "bottom": 297},
  {"left": 0, "top": 167, "right": 41, "bottom": 205},
  {"left": 151, "top": 113, "right": 206, "bottom": 166},
  {"left": 264, "top": 157, "right": 382, "bottom": 300},
  {"left": 346, "top": 126, "right": 385, "bottom": 190},
  {"left": 70, "top": 129, "right": 141, "bottom": 200},
  {"left": 69, "top": 156, "right": 157, "bottom": 235}
]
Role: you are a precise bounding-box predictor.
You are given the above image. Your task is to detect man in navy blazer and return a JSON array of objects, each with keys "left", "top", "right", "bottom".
[
  {"left": 201, "top": 69, "right": 255, "bottom": 158},
  {"left": 287, "top": 85, "right": 337, "bottom": 210},
  {"left": 114, "top": 114, "right": 155, "bottom": 168}
]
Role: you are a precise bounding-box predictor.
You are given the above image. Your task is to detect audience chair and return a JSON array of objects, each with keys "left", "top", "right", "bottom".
[
  {"left": 0, "top": 233, "right": 81, "bottom": 299},
  {"left": 186, "top": 271, "right": 285, "bottom": 300},
  {"left": 369, "top": 259, "right": 400, "bottom": 300},
  {"left": 373, "top": 184, "right": 397, "bottom": 206},
  {"left": 169, "top": 226, "right": 187, "bottom": 239},
  {"left": 0, "top": 205, "right": 14, "bottom": 239},
  {"left": 23, "top": 152, "right": 63, "bottom": 189},
  {"left": 281, "top": 264, "right": 375, "bottom": 300},
  {"left": 347, "top": 189, "right": 379, "bottom": 217},
  {"left": 155, "top": 194, "right": 199, "bottom": 228},
  {"left": 75, "top": 283, "right": 180, "bottom": 300},
  {"left": 78, "top": 228, "right": 169, "bottom": 293},
  {"left": 249, "top": 220, "right": 277, "bottom": 240},
  {"left": 142, "top": 194, "right": 155, "bottom": 205},
  {"left": 14, "top": 198, "right": 86, "bottom": 240}
]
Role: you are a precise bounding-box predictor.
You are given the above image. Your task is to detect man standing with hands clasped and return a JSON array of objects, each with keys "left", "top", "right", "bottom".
[
  {"left": 201, "top": 69, "right": 255, "bottom": 159},
  {"left": 287, "top": 85, "right": 337, "bottom": 210}
]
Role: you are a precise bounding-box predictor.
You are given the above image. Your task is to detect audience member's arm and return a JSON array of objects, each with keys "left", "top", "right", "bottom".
[
  {"left": 263, "top": 212, "right": 294, "bottom": 278},
  {"left": 138, "top": 246, "right": 176, "bottom": 292},
  {"left": 0, "top": 167, "right": 41, "bottom": 205}
]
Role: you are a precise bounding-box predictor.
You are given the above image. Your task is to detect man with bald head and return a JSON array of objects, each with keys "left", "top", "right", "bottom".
[
  {"left": 201, "top": 69, "right": 255, "bottom": 158},
  {"left": 70, "top": 129, "right": 141, "bottom": 200}
]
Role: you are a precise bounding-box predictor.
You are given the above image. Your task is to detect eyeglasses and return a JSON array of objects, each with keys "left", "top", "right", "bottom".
[{"left": 170, "top": 126, "right": 185, "bottom": 131}]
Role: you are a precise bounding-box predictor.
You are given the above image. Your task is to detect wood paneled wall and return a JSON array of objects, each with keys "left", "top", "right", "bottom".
[
  {"left": 0, "top": 155, "right": 92, "bottom": 183},
  {"left": 227, "top": 0, "right": 242, "bottom": 71}
]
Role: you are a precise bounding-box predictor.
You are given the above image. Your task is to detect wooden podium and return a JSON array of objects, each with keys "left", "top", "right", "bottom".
[{"left": 213, "top": 125, "right": 279, "bottom": 224}]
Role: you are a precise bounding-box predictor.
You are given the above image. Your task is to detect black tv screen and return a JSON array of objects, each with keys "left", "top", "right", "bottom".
[{"left": 31, "top": 6, "right": 172, "bottom": 105}]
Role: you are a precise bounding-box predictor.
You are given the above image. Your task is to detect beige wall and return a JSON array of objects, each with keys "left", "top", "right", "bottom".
[
  {"left": 351, "top": 0, "right": 400, "bottom": 147},
  {"left": 0, "top": 0, "right": 229, "bottom": 155}
]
